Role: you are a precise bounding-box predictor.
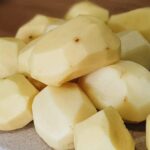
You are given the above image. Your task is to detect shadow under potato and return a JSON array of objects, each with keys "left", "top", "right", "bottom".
[{"left": 126, "top": 122, "right": 145, "bottom": 132}]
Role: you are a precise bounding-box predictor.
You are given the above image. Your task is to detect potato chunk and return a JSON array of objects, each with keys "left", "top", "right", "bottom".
[
  {"left": 109, "top": 8, "right": 150, "bottom": 42},
  {"left": 79, "top": 61, "right": 150, "bottom": 122},
  {"left": 117, "top": 31, "right": 150, "bottom": 69},
  {"left": 0, "top": 74, "right": 38, "bottom": 131},
  {"left": 16, "top": 14, "right": 64, "bottom": 43},
  {"left": 32, "top": 83, "right": 96, "bottom": 150},
  {"left": 0, "top": 38, "right": 25, "bottom": 78},
  {"left": 30, "top": 16, "right": 120, "bottom": 86},
  {"left": 65, "top": 1, "right": 109, "bottom": 22},
  {"left": 74, "top": 107, "right": 135, "bottom": 150}
]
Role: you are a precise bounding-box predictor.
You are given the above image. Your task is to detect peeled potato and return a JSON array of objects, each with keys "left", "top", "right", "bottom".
[
  {"left": 0, "top": 74, "right": 38, "bottom": 131},
  {"left": 79, "top": 61, "right": 150, "bottom": 122},
  {"left": 109, "top": 7, "right": 150, "bottom": 42},
  {"left": 0, "top": 38, "right": 25, "bottom": 78},
  {"left": 32, "top": 83, "right": 96, "bottom": 150},
  {"left": 16, "top": 14, "right": 64, "bottom": 43},
  {"left": 147, "top": 115, "right": 150, "bottom": 150},
  {"left": 74, "top": 107, "right": 135, "bottom": 150},
  {"left": 65, "top": 1, "right": 109, "bottom": 22},
  {"left": 117, "top": 30, "right": 150, "bottom": 69},
  {"left": 30, "top": 15, "right": 120, "bottom": 86}
]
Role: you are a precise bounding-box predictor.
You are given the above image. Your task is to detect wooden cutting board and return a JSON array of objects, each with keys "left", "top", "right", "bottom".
[{"left": 0, "top": 0, "right": 149, "bottom": 149}]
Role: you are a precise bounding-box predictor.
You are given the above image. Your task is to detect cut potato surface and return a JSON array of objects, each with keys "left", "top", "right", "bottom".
[
  {"left": 32, "top": 82, "right": 96, "bottom": 150},
  {"left": 74, "top": 107, "right": 135, "bottom": 150},
  {"left": 65, "top": 1, "right": 109, "bottom": 22},
  {"left": 79, "top": 61, "right": 150, "bottom": 122},
  {"left": 18, "top": 38, "right": 39, "bottom": 76},
  {"left": 109, "top": 7, "right": 150, "bottom": 42},
  {"left": 30, "top": 15, "right": 120, "bottom": 86},
  {"left": 147, "top": 115, "right": 150, "bottom": 150},
  {"left": 0, "top": 74, "right": 38, "bottom": 131},
  {"left": 0, "top": 38, "right": 25, "bottom": 79},
  {"left": 16, "top": 14, "right": 64, "bottom": 43},
  {"left": 117, "top": 30, "right": 150, "bottom": 69}
]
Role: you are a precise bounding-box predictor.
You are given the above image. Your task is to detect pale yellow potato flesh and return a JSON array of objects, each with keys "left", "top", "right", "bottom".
[
  {"left": 30, "top": 15, "right": 120, "bottom": 86},
  {"left": 65, "top": 1, "right": 109, "bottom": 22},
  {"left": 32, "top": 82, "right": 96, "bottom": 150},
  {"left": 16, "top": 14, "right": 64, "bottom": 43},
  {"left": 74, "top": 107, "right": 135, "bottom": 150},
  {"left": 79, "top": 61, "right": 150, "bottom": 122},
  {"left": 109, "top": 7, "right": 150, "bottom": 42},
  {"left": 146, "top": 115, "right": 150, "bottom": 150},
  {"left": 18, "top": 38, "right": 39, "bottom": 76},
  {"left": 117, "top": 30, "right": 150, "bottom": 69},
  {"left": 0, "top": 38, "right": 25, "bottom": 78},
  {"left": 0, "top": 74, "right": 38, "bottom": 131}
]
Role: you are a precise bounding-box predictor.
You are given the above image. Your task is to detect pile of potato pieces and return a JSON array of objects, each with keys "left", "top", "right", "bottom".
[{"left": 0, "top": 1, "right": 150, "bottom": 150}]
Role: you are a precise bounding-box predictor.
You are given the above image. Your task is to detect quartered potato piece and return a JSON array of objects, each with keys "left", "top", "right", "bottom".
[
  {"left": 30, "top": 15, "right": 120, "bottom": 86},
  {"left": 0, "top": 38, "right": 25, "bottom": 78},
  {"left": 0, "top": 74, "right": 38, "bottom": 131},
  {"left": 109, "top": 7, "right": 150, "bottom": 42},
  {"left": 74, "top": 107, "right": 135, "bottom": 150},
  {"left": 16, "top": 14, "right": 64, "bottom": 43},
  {"left": 65, "top": 1, "right": 109, "bottom": 22},
  {"left": 117, "top": 30, "right": 150, "bottom": 69},
  {"left": 79, "top": 61, "right": 150, "bottom": 122},
  {"left": 32, "top": 83, "right": 96, "bottom": 150}
]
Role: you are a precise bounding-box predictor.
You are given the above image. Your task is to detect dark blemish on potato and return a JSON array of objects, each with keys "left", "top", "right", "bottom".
[
  {"left": 28, "top": 35, "right": 33, "bottom": 39},
  {"left": 106, "top": 47, "right": 110, "bottom": 51},
  {"left": 74, "top": 37, "right": 80, "bottom": 43},
  {"left": 124, "top": 97, "right": 127, "bottom": 102}
]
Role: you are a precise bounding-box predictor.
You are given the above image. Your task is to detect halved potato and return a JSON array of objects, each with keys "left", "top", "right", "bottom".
[
  {"left": 79, "top": 61, "right": 150, "bottom": 122},
  {"left": 0, "top": 74, "right": 38, "bottom": 131},
  {"left": 32, "top": 82, "right": 96, "bottom": 150},
  {"left": 30, "top": 15, "right": 120, "bottom": 86},
  {"left": 109, "top": 7, "right": 150, "bottom": 42},
  {"left": 0, "top": 38, "right": 25, "bottom": 78},
  {"left": 16, "top": 14, "right": 64, "bottom": 43},
  {"left": 117, "top": 30, "right": 150, "bottom": 69},
  {"left": 65, "top": 1, "right": 109, "bottom": 22},
  {"left": 74, "top": 107, "right": 135, "bottom": 150}
]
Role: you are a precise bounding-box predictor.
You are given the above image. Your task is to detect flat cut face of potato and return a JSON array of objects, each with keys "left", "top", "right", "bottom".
[
  {"left": 109, "top": 7, "right": 150, "bottom": 42},
  {"left": 74, "top": 107, "right": 135, "bottom": 150},
  {"left": 65, "top": 1, "right": 109, "bottom": 22},
  {"left": 18, "top": 38, "right": 39, "bottom": 76},
  {"left": 32, "top": 82, "right": 96, "bottom": 150},
  {"left": 29, "top": 15, "right": 120, "bottom": 86},
  {"left": 0, "top": 74, "right": 38, "bottom": 131},
  {"left": 79, "top": 61, "right": 150, "bottom": 122},
  {"left": 117, "top": 30, "right": 150, "bottom": 69},
  {"left": 16, "top": 14, "right": 64, "bottom": 43},
  {"left": 0, "top": 38, "right": 25, "bottom": 79}
]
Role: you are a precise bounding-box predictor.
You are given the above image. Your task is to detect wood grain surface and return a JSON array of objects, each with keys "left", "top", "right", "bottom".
[
  {"left": 0, "top": 0, "right": 150, "bottom": 150},
  {"left": 0, "top": 0, "right": 150, "bottom": 36}
]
